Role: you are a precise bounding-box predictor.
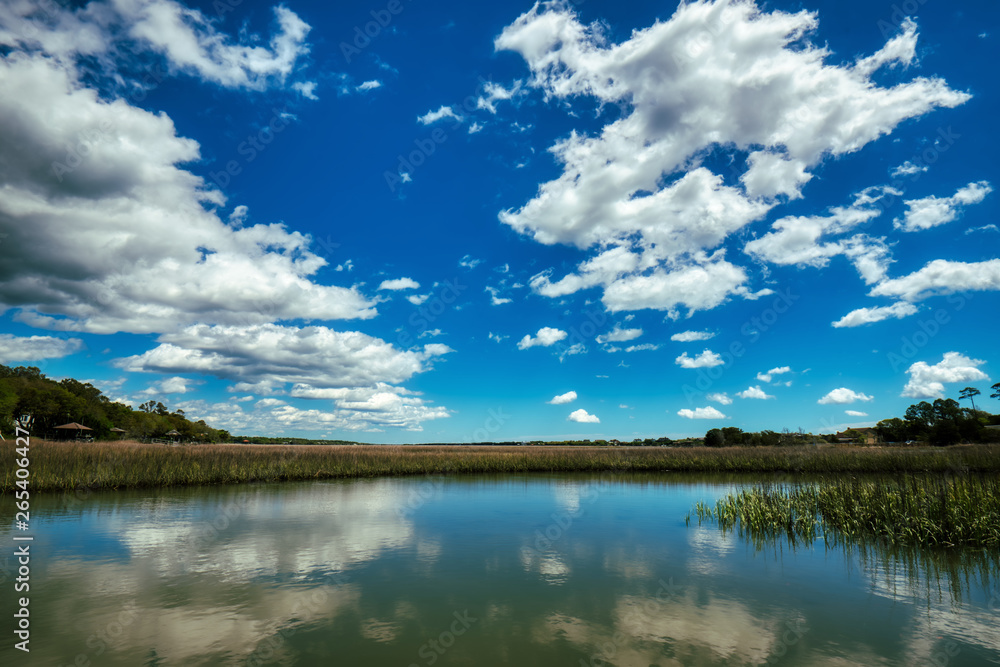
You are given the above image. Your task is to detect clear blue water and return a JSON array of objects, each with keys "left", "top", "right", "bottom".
[{"left": 2, "top": 473, "right": 998, "bottom": 666}]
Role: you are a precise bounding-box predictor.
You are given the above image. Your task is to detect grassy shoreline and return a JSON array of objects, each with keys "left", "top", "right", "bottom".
[
  {"left": 692, "top": 475, "right": 1000, "bottom": 548},
  {"left": 3, "top": 439, "right": 1000, "bottom": 494}
]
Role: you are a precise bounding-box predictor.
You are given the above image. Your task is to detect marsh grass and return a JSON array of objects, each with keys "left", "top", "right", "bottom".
[
  {"left": 3, "top": 439, "right": 1000, "bottom": 494},
  {"left": 692, "top": 475, "right": 1000, "bottom": 548},
  {"left": 691, "top": 475, "right": 1000, "bottom": 603}
]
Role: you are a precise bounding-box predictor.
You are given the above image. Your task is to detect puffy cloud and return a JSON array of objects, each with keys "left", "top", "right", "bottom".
[
  {"left": 407, "top": 294, "right": 430, "bottom": 306},
  {"left": 476, "top": 80, "right": 523, "bottom": 113},
  {"left": 596, "top": 325, "right": 642, "bottom": 344},
  {"left": 706, "top": 392, "right": 732, "bottom": 406},
  {"left": 378, "top": 277, "right": 420, "bottom": 291},
  {"left": 0, "top": 54, "right": 375, "bottom": 335},
  {"left": 625, "top": 343, "right": 659, "bottom": 352},
  {"left": 568, "top": 408, "right": 599, "bottom": 423},
  {"left": 356, "top": 80, "right": 382, "bottom": 92},
  {"left": 517, "top": 327, "right": 568, "bottom": 350},
  {"left": 117, "top": 1, "right": 312, "bottom": 90},
  {"left": 869, "top": 260, "right": 1000, "bottom": 302},
  {"left": 894, "top": 181, "right": 993, "bottom": 232},
  {"left": 845, "top": 410, "right": 869, "bottom": 417},
  {"left": 113, "top": 323, "right": 452, "bottom": 431},
  {"left": 831, "top": 302, "right": 918, "bottom": 328},
  {"left": 677, "top": 406, "right": 726, "bottom": 420},
  {"left": 116, "top": 323, "right": 452, "bottom": 388},
  {"left": 0, "top": 334, "right": 84, "bottom": 364},
  {"left": 497, "top": 1, "right": 966, "bottom": 315},
  {"left": 901, "top": 352, "right": 988, "bottom": 399},
  {"left": 744, "top": 188, "right": 896, "bottom": 284},
  {"left": 417, "top": 105, "right": 462, "bottom": 125},
  {"left": 485, "top": 286, "right": 512, "bottom": 305},
  {"left": 671, "top": 330, "right": 715, "bottom": 342},
  {"left": 736, "top": 386, "right": 774, "bottom": 400},
  {"left": 0, "top": 0, "right": 312, "bottom": 91},
  {"left": 292, "top": 81, "right": 318, "bottom": 100},
  {"left": 676, "top": 349, "right": 724, "bottom": 369},
  {"left": 458, "top": 254, "right": 482, "bottom": 270},
  {"left": 141, "top": 376, "right": 200, "bottom": 395},
  {"left": 890, "top": 161, "right": 928, "bottom": 179},
  {"left": 267, "top": 390, "right": 449, "bottom": 433},
  {"left": 817, "top": 388, "right": 874, "bottom": 405},
  {"left": 0, "top": 0, "right": 432, "bottom": 430},
  {"left": 549, "top": 391, "right": 577, "bottom": 405},
  {"left": 756, "top": 366, "right": 791, "bottom": 383}
]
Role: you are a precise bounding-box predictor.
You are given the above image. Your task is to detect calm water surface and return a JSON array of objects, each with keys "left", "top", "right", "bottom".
[{"left": 2, "top": 474, "right": 998, "bottom": 666}]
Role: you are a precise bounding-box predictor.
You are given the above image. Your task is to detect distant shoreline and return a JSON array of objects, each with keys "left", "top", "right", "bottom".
[{"left": 3, "top": 440, "right": 998, "bottom": 495}]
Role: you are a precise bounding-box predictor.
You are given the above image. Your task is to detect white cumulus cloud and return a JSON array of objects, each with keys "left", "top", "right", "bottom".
[
  {"left": 496, "top": 2, "right": 966, "bottom": 316},
  {"left": 517, "top": 327, "right": 568, "bottom": 350},
  {"left": 676, "top": 350, "right": 724, "bottom": 369},
  {"left": 549, "top": 391, "right": 577, "bottom": 405},
  {"left": 677, "top": 406, "right": 727, "bottom": 419},
  {"left": 894, "top": 181, "right": 992, "bottom": 232},
  {"left": 378, "top": 277, "right": 420, "bottom": 291},
  {"left": 832, "top": 302, "right": 918, "bottom": 328},
  {"left": 869, "top": 260, "right": 1000, "bottom": 302},
  {"left": 756, "top": 366, "right": 791, "bottom": 383},
  {"left": 818, "top": 388, "right": 874, "bottom": 404},
  {"left": 568, "top": 408, "right": 599, "bottom": 423},
  {"left": 417, "top": 105, "right": 462, "bottom": 125},
  {"left": 671, "top": 330, "right": 715, "bottom": 342},
  {"left": 596, "top": 325, "right": 643, "bottom": 344},
  {"left": 0, "top": 335, "right": 84, "bottom": 364},
  {"left": 737, "top": 386, "right": 774, "bottom": 400},
  {"left": 706, "top": 392, "right": 732, "bottom": 406},
  {"left": 901, "top": 352, "right": 988, "bottom": 399}
]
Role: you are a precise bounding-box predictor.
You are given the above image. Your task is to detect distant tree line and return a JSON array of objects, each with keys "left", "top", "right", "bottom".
[
  {"left": 231, "top": 435, "right": 363, "bottom": 446},
  {"left": 875, "top": 392, "right": 1000, "bottom": 446},
  {"left": 701, "top": 385, "right": 1000, "bottom": 448},
  {"left": 0, "top": 365, "right": 230, "bottom": 442},
  {"left": 702, "top": 427, "right": 828, "bottom": 448}
]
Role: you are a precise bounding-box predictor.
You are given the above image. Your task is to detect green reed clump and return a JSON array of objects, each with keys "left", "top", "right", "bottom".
[
  {"left": 693, "top": 474, "right": 1000, "bottom": 548},
  {"left": 4, "top": 440, "right": 1000, "bottom": 495}
]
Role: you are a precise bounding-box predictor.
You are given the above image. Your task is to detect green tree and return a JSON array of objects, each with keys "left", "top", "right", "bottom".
[
  {"left": 904, "top": 401, "right": 935, "bottom": 435},
  {"left": 704, "top": 429, "right": 725, "bottom": 447},
  {"left": 875, "top": 418, "right": 907, "bottom": 443},
  {"left": 721, "top": 427, "right": 744, "bottom": 445},
  {"left": 991, "top": 383, "right": 1000, "bottom": 401},
  {"left": 959, "top": 387, "right": 981, "bottom": 412}
]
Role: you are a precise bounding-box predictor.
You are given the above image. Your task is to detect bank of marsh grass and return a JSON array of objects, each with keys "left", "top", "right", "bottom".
[
  {"left": 3, "top": 439, "right": 1000, "bottom": 494},
  {"left": 692, "top": 475, "right": 1000, "bottom": 548}
]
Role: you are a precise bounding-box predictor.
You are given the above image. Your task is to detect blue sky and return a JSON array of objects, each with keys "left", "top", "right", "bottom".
[{"left": 0, "top": 0, "right": 997, "bottom": 442}]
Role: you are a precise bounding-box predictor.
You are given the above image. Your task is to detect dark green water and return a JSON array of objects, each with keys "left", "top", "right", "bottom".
[{"left": 2, "top": 474, "right": 998, "bottom": 666}]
